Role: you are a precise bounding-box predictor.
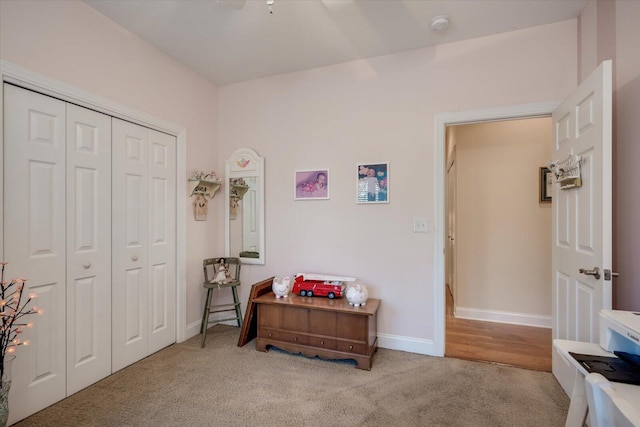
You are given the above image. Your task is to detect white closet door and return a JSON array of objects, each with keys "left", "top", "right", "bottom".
[
  {"left": 65, "top": 103, "right": 112, "bottom": 394},
  {"left": 3, "top": 84, "right": 66, "bottom": 422},
  {"left": 112, "top": 118, "right": 149, "bottom": 372},
  {"left": 147, "top": 130, "right": 176, "bottom": 353}
]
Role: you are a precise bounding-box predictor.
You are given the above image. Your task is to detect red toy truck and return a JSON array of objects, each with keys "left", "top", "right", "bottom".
[{"left": 292, "top": 273, "right": 356, "bottom": 299}]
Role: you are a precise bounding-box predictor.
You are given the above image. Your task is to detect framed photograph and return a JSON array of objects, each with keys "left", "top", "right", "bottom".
[
  {"left": 238, "top": 276, "right": 274, "bottom": 347},
  {"left": 294, "top": 169, "right": 329, "bottom": 200},
  {"left": 357, "top": 162, "right": 389, "bottom": 204},
  {"left": 540, "top": 167, "right": 552, "bottom": 203}
]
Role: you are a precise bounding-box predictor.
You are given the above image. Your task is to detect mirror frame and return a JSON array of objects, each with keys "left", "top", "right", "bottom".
[{"left": 224, "top": 148, "right": 265, "bottom": 265}]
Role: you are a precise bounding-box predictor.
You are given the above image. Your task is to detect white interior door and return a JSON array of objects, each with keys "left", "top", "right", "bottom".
[
  {"left": 147, "top": 129, "right": 176, "bottom": 354},
  {"left": 4, "top": 84, "right": 67, "bottom": 422},
  {"left": 65, "top": 103, "right": 112, "bottom": 395},
  {"left": 112, "top": 118, "right": 149, "bottom": 371},
  {"left": 552, "top": 61, "right": 612, "bottom": 391}
]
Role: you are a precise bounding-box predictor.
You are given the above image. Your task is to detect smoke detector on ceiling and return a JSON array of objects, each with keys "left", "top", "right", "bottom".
[{"left": 430, "top": 15, "right": 449, "bottom": 33}]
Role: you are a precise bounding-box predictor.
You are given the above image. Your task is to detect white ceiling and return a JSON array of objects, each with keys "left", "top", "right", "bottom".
[{"left": 84, "top": 0, "right": 589, "bottom": 86}]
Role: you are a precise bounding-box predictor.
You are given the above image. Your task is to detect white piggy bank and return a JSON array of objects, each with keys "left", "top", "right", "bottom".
[
  {"left": 272, "top": 277, "right": 291, "bottom": 298},
  {"left": 346, "top": 283, "right": 369, "bottom": 307}
]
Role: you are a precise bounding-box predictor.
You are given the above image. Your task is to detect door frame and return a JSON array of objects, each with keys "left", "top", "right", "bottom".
[
  {"left": 0, "top": 60, "right": 189, "bottom": 343},
  {"left": 433, "top": 101, "right": 560, "bottom": 356}
]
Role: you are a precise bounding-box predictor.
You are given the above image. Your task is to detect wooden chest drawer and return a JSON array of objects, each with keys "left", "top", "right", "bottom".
[
  {"left": 262, "top": 329, "right": 308, "bottom": 345},
  {"left": 308, "top": 336, "right": 337, "bottom": 350},
  {"left": 336, "top": 340, "right": 368, "bottom": 355}
]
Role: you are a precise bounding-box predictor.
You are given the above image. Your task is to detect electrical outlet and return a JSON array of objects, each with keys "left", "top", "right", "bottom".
[{"left": 413, "top": 218, "right": 429, "bottom": 233}]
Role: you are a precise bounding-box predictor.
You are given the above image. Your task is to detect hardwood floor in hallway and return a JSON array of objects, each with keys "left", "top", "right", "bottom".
[{"left": 445, "top": 287, "right": 552, "bottom": 372}]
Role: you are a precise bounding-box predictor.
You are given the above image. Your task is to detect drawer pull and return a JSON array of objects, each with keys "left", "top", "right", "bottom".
[
  {"left": 349, "top": 345, "right": 353, "bottom": 350},
  {"left": 320, "top": 341, "right": 324, "bottom": 346},
  {"left": 294, "top": 337, "right": 298, "bottom": 342},
  {"left": 268, "top": 333, "right": 273, "bottom": 337}
]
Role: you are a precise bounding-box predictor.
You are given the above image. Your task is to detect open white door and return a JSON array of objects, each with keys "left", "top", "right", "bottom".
[
  {"left": 446, "top": 156, "right": 457, "bottom": 305},
  {"left": 551, "top": 61, "right": 613, "bottom": 393}
]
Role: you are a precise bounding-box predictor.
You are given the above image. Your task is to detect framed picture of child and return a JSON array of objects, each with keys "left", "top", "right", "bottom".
[
  {"left": 294, "top": 169, "right": 330, "bottom": 200},
  {"left": 357, "top": 162, "right": 389, "bottom": 204}
]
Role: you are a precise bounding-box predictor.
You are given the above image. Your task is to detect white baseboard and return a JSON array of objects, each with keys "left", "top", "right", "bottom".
[
  {"left": 187, "top": 318, "right": 242, "bottom": 341},
  {"left": 377, "top": 333, "right": 437, "bottom": 356},
  {"left": 186, "top": 320, "right": 202, "bottom": 340},
  {"left": 455, "top": 306, "right": 551, "bottom": 328}
]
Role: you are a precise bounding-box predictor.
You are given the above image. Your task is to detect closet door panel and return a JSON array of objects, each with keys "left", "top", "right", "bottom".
[
  {"left": 3, "top": 84, "right": 66, "bottom": 423},
  {"left": 125, "top": 267, "right": 144, "bottom": 340},
  {"left": 147, "top": 130, "right": 176, "bottom": 353},
  {"left": 65, "top": 104, "right": 112, "bottom": 395},
  {"left": 112, "top": 118, "right": 149, "bottom": 372}
]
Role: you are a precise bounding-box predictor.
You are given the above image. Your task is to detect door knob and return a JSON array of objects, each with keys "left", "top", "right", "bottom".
[
  {"left": 83, "top": 262, "right": 91, "bottom": 269},
  {"left": 579, "top": 267, "right": 601, "bottom": 280}
]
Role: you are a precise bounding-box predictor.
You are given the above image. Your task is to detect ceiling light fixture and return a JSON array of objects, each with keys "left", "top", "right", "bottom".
[
  {"left": 266, "top": 0, "right": 275, "bottom": 14},
  {"left": 430, "top": 15, "right": 449, "bottom": 33}
]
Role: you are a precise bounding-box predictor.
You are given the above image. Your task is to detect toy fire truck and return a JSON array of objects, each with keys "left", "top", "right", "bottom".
[{"left": 292, "top": 273, "right": 356, "bottom": 299}]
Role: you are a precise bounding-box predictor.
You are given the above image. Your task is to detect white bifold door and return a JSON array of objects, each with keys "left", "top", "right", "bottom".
[
  {"left": 4, "top": 84, "right": 112, "bottom": 421},
  {"left": 111, "top": 118, "right": 176, "bottom": 372},
  {"left": 3, "top": 85, "right": 177, "bottom": 423}
]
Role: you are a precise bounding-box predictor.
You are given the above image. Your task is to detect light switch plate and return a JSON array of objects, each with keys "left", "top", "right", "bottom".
[{"left": 413, "top": 218, "right": 429, "bottom": 233}]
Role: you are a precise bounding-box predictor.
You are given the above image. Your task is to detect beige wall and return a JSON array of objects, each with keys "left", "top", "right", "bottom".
[
  {"left": 579, "top": 0, "right": 640, "bottom": 310},
  {"left": 578, "top": 0, "right": 598, "bottom": 83},
  {"left": 219, "top": 20, "right": 577, "bottom": 346},
  {"left": 0, "top": 0, "right": 220, "bottom": 327},
  {"left": 452, "top": 119, "right": 552, "bottom": 324}
]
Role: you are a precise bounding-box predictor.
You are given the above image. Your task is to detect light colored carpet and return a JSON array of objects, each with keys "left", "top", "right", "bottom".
[{"left": 14, "top": 325, "right": 569, "bottom": 426}]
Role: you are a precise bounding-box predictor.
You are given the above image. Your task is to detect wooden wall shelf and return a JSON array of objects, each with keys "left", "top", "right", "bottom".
[{"left": 188, "top": 178, "right": 222, "bottom": 199}]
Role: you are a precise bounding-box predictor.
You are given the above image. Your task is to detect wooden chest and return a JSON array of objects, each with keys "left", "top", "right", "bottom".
[{"left": 254, "top": 292, "right": 380, "bottom": 370}]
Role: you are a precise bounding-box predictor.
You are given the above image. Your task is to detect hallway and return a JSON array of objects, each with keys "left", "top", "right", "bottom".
[{"left": 445, "top": 287, "right": 552, "bottom": 371}]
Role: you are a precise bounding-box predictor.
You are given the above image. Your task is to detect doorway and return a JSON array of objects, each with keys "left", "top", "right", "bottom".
[{"left": 443, "top": 117, "right": 553, "bottom": 371}]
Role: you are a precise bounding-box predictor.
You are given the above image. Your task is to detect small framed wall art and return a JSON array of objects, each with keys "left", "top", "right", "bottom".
[
  {"left": 539, "top": 166, "right": 552, "bottom": 203},
  {"left": 357, "top": 162, "right": 389, "bottom": 204},
  {"left": 294, "top": 169, "right": 330, "bottom": 200}
]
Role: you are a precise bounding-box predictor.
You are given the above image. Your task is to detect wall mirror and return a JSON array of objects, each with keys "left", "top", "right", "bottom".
[{"left": 225, "top": 148, "right": 265, "bottom": 265}]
